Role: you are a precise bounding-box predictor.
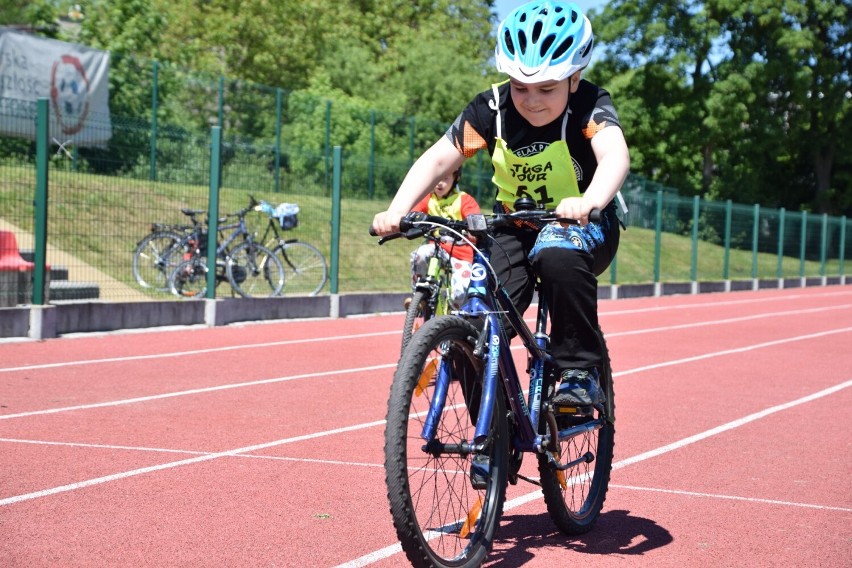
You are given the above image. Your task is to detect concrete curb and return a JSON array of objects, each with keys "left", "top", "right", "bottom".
[{"left": 1, "top": 277, "right": 847, "bottom": 340}]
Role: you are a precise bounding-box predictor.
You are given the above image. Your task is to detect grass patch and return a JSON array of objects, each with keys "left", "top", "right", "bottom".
[{"left": 0, "top": 164, "right": 845, "bottom": 301}]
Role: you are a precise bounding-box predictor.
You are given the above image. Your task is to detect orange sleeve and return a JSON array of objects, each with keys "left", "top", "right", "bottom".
[
  {"left": 450, "top": 120, "right": 488, "bottom": 159},
  {"left": 411, "top": 194, "right": 431, "bottom": 213},
  {"left": 459, "top": 192, "right": 481, "bottom": 218}
]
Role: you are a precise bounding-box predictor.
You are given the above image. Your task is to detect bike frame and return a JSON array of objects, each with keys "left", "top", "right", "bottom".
[{"left": 421, "top": 229, "right": 606, "bottom": 463}]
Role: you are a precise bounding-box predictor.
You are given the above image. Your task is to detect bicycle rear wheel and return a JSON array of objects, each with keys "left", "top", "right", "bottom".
[
  {"left": 537, "top": 332, "right": 615, "bottom": 535},
  {"left": 227, "top": 242, "right": 285, "bottom": 298},
  {"left": 385, "top": 316, "right": 508, "bottom": 568},
  {"left": 400, "top": 289, "right": 433, "bottom": 356},
  {"left": 276, "top": 241, "right": 327, "bottom": 296},
  {"left": 169, "top": 257, "right": 208, "bottom": 299},
  {"left": 132, "top": 231, "right": 183, "bottom": 291}
]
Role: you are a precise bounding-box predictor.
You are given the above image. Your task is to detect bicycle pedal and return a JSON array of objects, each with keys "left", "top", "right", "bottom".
[
  {"left": 469, "top": 455, "right": 490, "bottom": 490},
  {"left": 553, "top": 404, "right": 594, "bottom": 416}
]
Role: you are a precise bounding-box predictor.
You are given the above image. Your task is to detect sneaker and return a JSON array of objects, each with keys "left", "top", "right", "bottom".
[
  {"left": 469, "top": 454, "right": 490, "bottom": 490},
  {"left": 552, "top": 368, "right": 603, "bottom": 407}
]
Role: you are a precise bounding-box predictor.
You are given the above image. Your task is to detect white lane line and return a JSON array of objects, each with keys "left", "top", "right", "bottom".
[
  {"left": 606, "top": 303, "right": 852, "bottom": 338},
  {"left": 0, "top": 363, "right": 396, "bottom": 420},
  {"left": 612, "top": 327, "right": 852, "bottom": 378},
  {"left": 333, "top": 378, "right": 852, "bottom": 568},
  {"left": 0, "top": 437, "right": 387, "bottom": 470},
  {"left": 3, "top": 290, "right": 850, "bottom": 374},
  {"left": 11, "top": 434, "right": 847, "bottom": 514},
  {"left": 609, "top": 485, "right": 852, "bottom": 512},
  {"left": 3, "top": 326, "right": 850, "bottom": 422},
  {"left": 0, "top": 418, "right": 386, "bottom": 507},
  {"left": 0, "top": 438, "right": 211, "bottom": 456},
  {"left": 600, "top": 288, "right": 852, "bottom": 316},
  {"left": 1, "top": 367, "right": 848, "bottom": 523},
  {"left": 0, "top": 330, "right": 401, "bottom": 374}
]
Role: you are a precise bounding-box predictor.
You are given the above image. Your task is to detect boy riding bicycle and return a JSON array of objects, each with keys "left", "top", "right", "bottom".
[{"left": 373, "top": 0, "right": 630, "bottom": 409}]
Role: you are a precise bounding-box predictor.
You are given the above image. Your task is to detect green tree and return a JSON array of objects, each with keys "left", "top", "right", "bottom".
[{"left": 590, "top": 0, "right": 851, "bottom": 214}]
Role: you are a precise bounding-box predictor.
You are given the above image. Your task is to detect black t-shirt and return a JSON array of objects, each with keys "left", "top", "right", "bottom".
[{"left": 445, "top": 80, "right": 622, "bottom": 193}]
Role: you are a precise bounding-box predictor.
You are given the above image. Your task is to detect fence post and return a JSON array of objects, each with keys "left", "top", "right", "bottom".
[
  {"left": 819, "top": 213, "right": 828, "bottom": 284},
  {"left": 751, "top": 204, "right": 760, "bottom": 289},
  {"left": 653, "top": 190, "right": 662, "bottom": 295},
  {"left": 324, "top": 100, "right": 332, "bottom": 194},
  {"left": 409, "top": 116, "right": 416, "bottom": 166},
  {"left": 690, "top": 195, "right": 699, "bottom": 293},
  {"left": 609, "top": 253, "right": 618, "bottom": 296},
  {"left": 206, "top": 126, "right": 222, "bottom": 304},
  {"left": 149, "top": 60, "right": 159, "bottom": 182},
  {"left": 274, "top": 88, "right": 282, "bottom": 193},
  {"left": 33, "top": 98, "right": 49, "bottom": 306},
  {"left": 723, "top": 199, "right": 732, "bottom": 290},
  {"left": 368, "top": 110, "right": 376, "bottom": 199},
  {"left": 840, "top": 217, "right": 847, "bottom": 283},
  {"left": 776, "top": 207, "right": 786, "bottom": 287},
  {"left": 329, "top": 146, "right": 342, "bottom": 317},
  {"left": 799, "top": 212, "right": 807, "bottom": 285},
  {"left": 217, "top": 75, "right": 224, "bottom": 127}
]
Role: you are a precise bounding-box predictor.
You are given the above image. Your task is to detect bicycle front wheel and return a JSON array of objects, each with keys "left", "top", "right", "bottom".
[
  {"left": 537, "top": 333, "right": 615, "bottom": 535},
  {"left": 276, "top": 241, "right": 327, "bottom": 296},
  {"left": 132, "top": 231, "right": 183, "bottom": 291},
  {"left": 400, "top": 288, "right": 433, "bottom": 356},
  {"left": 227, "top": 242, "right": 285, "bottom": 298},
  {"left": 385, "top": 316, "right": 508, "bottom": 568}
]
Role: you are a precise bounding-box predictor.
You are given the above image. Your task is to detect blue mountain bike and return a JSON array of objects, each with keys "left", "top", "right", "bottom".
[{"left": 377, "top": 201, "right": 615, "bottom": 568}]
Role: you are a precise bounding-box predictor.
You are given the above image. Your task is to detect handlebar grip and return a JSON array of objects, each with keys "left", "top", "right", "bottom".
[
  {"left": 589, "top": 208, "right": 602, "bottom": 223},
  {"left": 554, "top": 208, "right": 603, "bottom": 225},
  {"left": 369, "top": 226, "right": 378, "bottom": 237}
]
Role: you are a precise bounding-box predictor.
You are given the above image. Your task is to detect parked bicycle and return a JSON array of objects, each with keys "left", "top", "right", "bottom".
[
  {"left": 131, "top": 208, "right": 205, "bottom": 292},
  {"left": 374, "top": 201, "right": 615, "bottom": 568},
  {"left": 168, "top": 197, "right": 285, "bottom": 298},
  {"left": 255, "top": 199, "right": 328, "bottom": 296}
]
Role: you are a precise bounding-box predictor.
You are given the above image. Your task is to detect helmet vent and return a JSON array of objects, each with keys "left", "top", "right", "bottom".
[
  {"left": 532, "top": 21, "right": 543, "bottom": 43},
  {"left": 517, "top": 31, "right": 527, "bottom": 54},
  {"left": 503, "top": 29, "right": 516, "bottom": 56},
  {"left": 540, "top": 35, "right": 555, "bottom": 57},
  {"left": 552, "top": 37, "right": 573, "bottom": 60}
]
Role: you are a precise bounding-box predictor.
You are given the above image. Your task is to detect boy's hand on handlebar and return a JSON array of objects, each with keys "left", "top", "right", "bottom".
[
  {"left": 555, "top": 197, "right": 596, "bottom": 226},
  {"left": 371, "top": 210, "right": 405, "bottom": 236}
]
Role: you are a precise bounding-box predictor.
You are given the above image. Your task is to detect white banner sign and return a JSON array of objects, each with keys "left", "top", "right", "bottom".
[{"left": 0, "top": 27, "right": 112, "bottom": 146}]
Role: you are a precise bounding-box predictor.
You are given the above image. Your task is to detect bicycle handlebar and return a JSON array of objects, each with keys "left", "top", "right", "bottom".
[{"left": 370, "top": 207, "right": 601, "bottom": 243}]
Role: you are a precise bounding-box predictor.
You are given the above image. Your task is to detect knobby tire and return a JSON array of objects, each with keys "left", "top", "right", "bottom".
[
  {"left": 385, "top": 316, "right": 509, "bottom": 568},
  {"left": 400, "top": 289, "right": 433, "bottom": 356},
  {"left": 537, "top": 330, "right": 615, "bottom": 535}
]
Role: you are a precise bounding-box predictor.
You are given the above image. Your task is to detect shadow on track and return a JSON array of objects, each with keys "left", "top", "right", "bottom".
[{"left": 485, "top": 509, "right": 673, "bottom": 567}]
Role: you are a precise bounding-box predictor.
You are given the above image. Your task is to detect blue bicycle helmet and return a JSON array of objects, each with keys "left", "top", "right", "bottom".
[{"left": 495, "top": 1, "right": 594, "bottom": 83}]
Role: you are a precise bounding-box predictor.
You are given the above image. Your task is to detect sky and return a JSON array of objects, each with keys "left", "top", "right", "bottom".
[{"left": 493, "top": 0, "right": 609, "bottom": 23}]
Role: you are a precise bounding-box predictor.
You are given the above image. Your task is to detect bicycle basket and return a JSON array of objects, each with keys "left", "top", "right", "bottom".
[{"left": 273, "top": 203, "right": 299, "bottom": 230}]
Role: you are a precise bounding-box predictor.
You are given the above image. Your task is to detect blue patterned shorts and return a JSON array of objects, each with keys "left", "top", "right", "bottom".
[{"left": 528, "top": 221, "right": 606, "bottom": 261}]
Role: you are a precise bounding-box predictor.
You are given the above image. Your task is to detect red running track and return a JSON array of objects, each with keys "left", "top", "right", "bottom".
[{"left": 1, "top": 286, "right": 851, "bottom": 567}]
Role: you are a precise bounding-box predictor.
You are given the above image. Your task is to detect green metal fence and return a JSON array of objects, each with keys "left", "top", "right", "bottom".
[{"left": 0, "top": 97, "right": 849, "bottom": 308}]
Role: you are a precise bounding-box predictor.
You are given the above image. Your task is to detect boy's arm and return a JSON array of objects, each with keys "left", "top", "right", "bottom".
[
  {"left": 372, "top": 137, "right": 466, "bottom": 235},
  {"left": 556, "top": 126, "right": 629, "bottom": 224}
]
